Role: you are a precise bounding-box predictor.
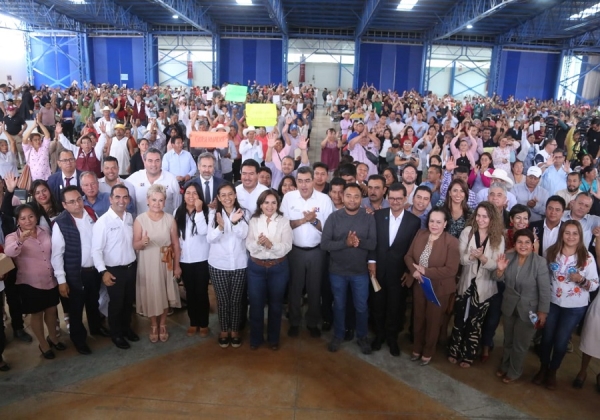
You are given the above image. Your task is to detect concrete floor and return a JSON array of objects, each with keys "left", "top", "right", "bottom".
[{"left": 1, "top": 109, "right": 600, "bottom": 419}]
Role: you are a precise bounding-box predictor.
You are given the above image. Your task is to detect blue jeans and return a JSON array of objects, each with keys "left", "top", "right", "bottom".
[
  {"left": 330, "top": 273, "right": 369, "bottom": 340},
  {"left": 540, "top": 303, "right": 587, "bottom": 370},
  {"left": 247, "top": 258, "right": 289, "bottom": 347}
]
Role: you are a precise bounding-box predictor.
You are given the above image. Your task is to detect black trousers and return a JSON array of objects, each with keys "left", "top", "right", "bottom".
[
  {"left": 371, "top": 273, "right": 409, "bottom": 342},
  {"left": 3, "top": 270, "right": 24, "bottom": 331},
  {"left": 0, "top": 291, "right": 5, "bottom": 362},
  {"left": 106, "top": 263, "right": 137, "bottom": 338},
  {"left": 181, "top": 261, "right": 210, "bottom": 328},
  {"left": 68, "top": 268, "right": 102, "bottom": 347}
]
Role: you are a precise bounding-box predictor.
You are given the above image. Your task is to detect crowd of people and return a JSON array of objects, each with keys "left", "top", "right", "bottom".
[{"left": 1, "top": 80, "right": 600, "bottom": 394}]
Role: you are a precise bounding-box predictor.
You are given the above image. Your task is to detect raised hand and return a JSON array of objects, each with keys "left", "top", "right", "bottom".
[
  {"left": 496, "top": 254, "right": 509, "bottom": 272},
  {"left": 4, "top": 172, "right": 18, "bottom": 193},
  {"left": 230, "top": 208, "right": 244, "bottom": 224},
  {"left": 445, "top": 156, "right": 457, "bottom": 172},
  {"left": 216, "top": 212, "right": 225, "bottom": 230},
  {"left": 267, "top": 131, "right": 278, "bottom": 148},
  {"left": 99, "top": 120, "right": 106, "bottom": 133},
  {"left": 298, "top": 136, "right": 308, "bottom": 150},
  {"left": 55, "top": 122, "right": 63, "bottom": 135},
  {"left": 194, "top": 198, "right": 204, "bottom": 213}
]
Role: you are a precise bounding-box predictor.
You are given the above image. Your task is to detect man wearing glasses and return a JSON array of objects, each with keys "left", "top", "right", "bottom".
[{"left": 47, "top": 150, "right": 83, "bottom": 205}]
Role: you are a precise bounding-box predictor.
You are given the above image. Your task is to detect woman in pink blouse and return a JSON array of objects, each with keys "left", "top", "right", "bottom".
[
  {"left": 22, "top": 115, "right": 53, "bottom": 181},
  {"left": 4, "top": 204, "right": 65, "bottom": 360},
  {"left": 533, "top": 221, "right": 599, "bottom": 390}
]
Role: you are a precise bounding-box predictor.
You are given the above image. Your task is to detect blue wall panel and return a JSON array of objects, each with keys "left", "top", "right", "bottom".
[
  {"left": 30, "top": 36, "right": 81, "bottom": 88},
  {"left": 90, "top": 37, "right": 145, "bottom": 87},
  {"left": 358, "top": 43, "right": 423, "bottom": 92},
  {"left": 497, "top": 50, "right": 560, "bottom": 99},
  {"left": 220, "top": 39, "right": 283, "bottom": 85}
]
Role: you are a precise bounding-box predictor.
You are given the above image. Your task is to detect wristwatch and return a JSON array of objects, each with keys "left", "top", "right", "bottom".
[{"left": 311, "top": 219, "right": 318, "bottom": 226}]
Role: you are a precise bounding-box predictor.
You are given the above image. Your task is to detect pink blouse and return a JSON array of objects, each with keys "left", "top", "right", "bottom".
[
  {"left": 23, "top": 137, "right": 52, "bottom": 181},
  {"left": 4, "top": 226, "right": 56, "bottom": 289}
]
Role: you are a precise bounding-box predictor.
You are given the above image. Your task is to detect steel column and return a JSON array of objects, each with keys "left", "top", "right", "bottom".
[
  {"left": 353, "top": 38, "right": 361, "bottom": 89},
  {"left": 420, "top": 41, "right": 432, "bottom": 94},
  {"left": 144, "top": 33, "right": 156, "bottom": 86},
  {"left": 212, "top": 34, "right": 220, "bottom": 86},
  {"left": 488, "top": 44, "right": 502, "bottom": 96},
  {"left": 282, "top": 34, "right": 289, "bottom": 84}
]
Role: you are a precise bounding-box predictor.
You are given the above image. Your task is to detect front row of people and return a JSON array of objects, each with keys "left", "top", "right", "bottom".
[{"left": 1, "top": 174, "right": 599, "bottom": 394}]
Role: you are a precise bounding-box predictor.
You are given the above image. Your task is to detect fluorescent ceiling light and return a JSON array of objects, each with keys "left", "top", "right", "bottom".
[
  {"left": 236, "top": 0, "right": 253, "bottom": 5},
  {"left": 70, "top": 0, "right": 88, "bottom": 4},
  {"left": 397, "top": 0, "right": 418, "bottom": 11},
  {"left": 569, "top": 2, "right": 600, "bottom": 20},
  {"left": 466, "top": 24, "right": 473, "bottom": 29},
  {"left": 173, "top": 14, "right": 178, "bottom": 19}
]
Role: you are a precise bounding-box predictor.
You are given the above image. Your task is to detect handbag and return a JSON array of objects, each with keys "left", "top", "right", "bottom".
[
  {"left": 16, "top": 164, "right": 32, "bottom": 191},
  {"left": 361, "top": 145, "right": 379, "bottom": 166}
]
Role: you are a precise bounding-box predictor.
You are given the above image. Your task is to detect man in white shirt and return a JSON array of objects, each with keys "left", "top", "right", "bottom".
[
  {"left": 92, "top": 185, "right": 138, "bottom": 350},
  {"left": 98, "top": 156, "right": 137, "bottom": 211},
  {"left": 235, "top": 159, "right": 268, "bottom": 216},
  {"left": 161, "top": 136, "right": 197, "bottom": 183},
  {"left": 239, "top": 126, "right": 263, "bottom": 164},
  {"left": 51, "top": 186, "right": 111, "bottom": 355},
  {"left": 281, "top": 167, "right": 333, "bottom": 338},
  {"left": 388, "top": 111, "right": 405, "bottom": 138},
  {"left": 127, "top": 148, "right": 182, "bottom": 215}
]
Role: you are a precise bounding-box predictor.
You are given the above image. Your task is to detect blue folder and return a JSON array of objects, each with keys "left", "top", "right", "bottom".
[{"left": 420, "top": 275, "right": 441, "bottom": 307}]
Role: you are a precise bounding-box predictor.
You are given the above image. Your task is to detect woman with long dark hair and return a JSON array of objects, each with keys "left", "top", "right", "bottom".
[
  {"left": 448, "top": 201, "right": 505, "bottom": 368},
  {"left": 207, "top": 182, "right": 248, "bottom": 348},
  {"left": 246, "top": 190, "right": 293, "bottom": 350},
  {"left": 60, "top": 101, "right": 75, "bottom": 141},
  {"left": 438, "top": 178, "right": 471, "bottom": 238},
  {"left": 174, "top": 183, "right": 210, "bottom": 337},
  {"left": 534, "top": 221, "right": 599, "bottom": 390}
]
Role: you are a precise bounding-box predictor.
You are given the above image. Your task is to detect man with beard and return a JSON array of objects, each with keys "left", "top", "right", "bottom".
[
  {"left": 321, "top": 183, "right": 376, "bottom": 354},
  {"left": 556, "top": 172, "right": 582, "bottom": 210},
  {"left": 407, "top": 185, "right": 432, "bottom": 228},
  {"left": 401, "top": 164, "right": 419, "bottom": 207}
]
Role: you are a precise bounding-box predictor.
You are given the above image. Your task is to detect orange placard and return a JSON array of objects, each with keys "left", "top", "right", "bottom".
[{"left": 189, "top": 131, "right": 228, "bottom": 148}]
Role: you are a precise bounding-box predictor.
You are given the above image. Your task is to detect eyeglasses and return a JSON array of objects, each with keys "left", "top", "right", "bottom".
[
  {"left": 388, "top": 197, "right": 405, "bottom": 202},
  {"left": 64, "top": 196, "right": 83, "bottom": 205},
  {"left": 59, "top": 158, "right": 76, "bottom": 163}
]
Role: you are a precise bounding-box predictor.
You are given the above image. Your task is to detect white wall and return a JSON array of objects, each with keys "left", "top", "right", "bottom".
[
  {"left": 0, "top": 28, "right": 28, "bottom": 85},
  {"left": 581, "top": 55, "right": 600, "bottom": 104},
  {"left": 157, "top": 36, "right": 213, "bottom": 87},
  {"left": 287, "top": 62, "right": 353, "bottom": 91}
]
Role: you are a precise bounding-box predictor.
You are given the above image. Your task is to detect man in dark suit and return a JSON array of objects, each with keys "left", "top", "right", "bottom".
[
  {"left": 47, "top": 149, "right": 83, "bottom": 208},
  {"left": 529, "top": 195, "right": 565, "bottom": 257},
  {"left": 184, "top": 151, "right": 225, "bottom": 217},
  {"left": 368, "top": 183, "right": 421, "bottom": 356}
]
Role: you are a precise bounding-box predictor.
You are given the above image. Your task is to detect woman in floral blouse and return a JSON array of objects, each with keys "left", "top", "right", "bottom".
[
  {"left": 21, "top": 115, "right": 52, "bottom": 181},
  {"left": 533, "top": 220, "right": 599, "bottom": 390}
]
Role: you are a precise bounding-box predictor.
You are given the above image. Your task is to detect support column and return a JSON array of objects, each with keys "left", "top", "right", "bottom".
[
  {"left": 212, "top": 33, "right": 220, "bottom": 86},
  {"left": 420, "top": 41, "right": 432, "bottom": 94},
  {"left": 76, "top": 32, "right": 90, "bottom": 84},
  {"left": 282, "top": 34, "right": 288, "bottom": 85},
  {"left": 144, "top": 32, "right": 156, "bottom": 86},
  {"left": 556, "top": 49, "right": 572, "bottom": 99},
  {"left": 24, "top": 31, "right": 33, "bottom": 85},
  {"left": 488, "top": 44, "right": 502, "bottom": 97},
  {"left": 353, "top": 38, "right": 361, "bottom": 89}
]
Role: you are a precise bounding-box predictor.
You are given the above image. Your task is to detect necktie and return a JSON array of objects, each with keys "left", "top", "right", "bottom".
[
  {"left": 204, "top": 181, "right": 211, "bottom": 204},
  {"left": 65, "top": 177, "right": 73, "bottom": 186}
]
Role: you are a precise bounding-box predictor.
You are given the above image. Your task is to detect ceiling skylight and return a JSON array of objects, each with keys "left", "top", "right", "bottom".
[
  {"left": 569, "top": 2, "right": 600, "bottom": 20},
  {"left": 397, "top": 0, "right": 418, "bottom": 11}
]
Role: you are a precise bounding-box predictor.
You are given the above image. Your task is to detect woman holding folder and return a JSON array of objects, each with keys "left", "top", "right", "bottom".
[{"left": 404, "top": 207, "right": 460, "bottom": 365}]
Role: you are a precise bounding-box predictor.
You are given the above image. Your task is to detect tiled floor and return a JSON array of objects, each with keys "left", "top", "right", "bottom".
[{"left": 1, "top": 108, "right": 600, "bottom": 419}]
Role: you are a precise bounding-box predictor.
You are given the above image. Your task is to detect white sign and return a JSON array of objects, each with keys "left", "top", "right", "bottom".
[{"left": 120, "top": 74, "right": 129, "bottom": 81}]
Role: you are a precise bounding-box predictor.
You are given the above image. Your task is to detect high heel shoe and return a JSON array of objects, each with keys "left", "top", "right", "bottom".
[
  {"left": 46, "top": 336, "right": 66, "bottom": 351},
  {"left": 39, "top": 345, "right": 55, "bottom": 360},
  {"left": 149, "top": 326, "right": 158, "bottom": 343},
  {"left": 419, "top": 357, "right": 432, "bottom": 366},
  {"left": 410, "top": 353, "right": 421, "bottom": 361},
  {"left": 159, "top": 325, "right": 169, "bottom": 342}
]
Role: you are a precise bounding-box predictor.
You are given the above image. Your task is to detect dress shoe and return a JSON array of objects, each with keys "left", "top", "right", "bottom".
[
  {"left": 357, "top": 337, "right": 372, "bottom": 355},
  {"left": 38, "top": 345, "right": 55, "bottom": 359},
  {"left": 218, "top": 336, "right": 230, "bottom": 348},
  {"left": 46, "top": 337, "right": 67, "bottom": 351},
  {"left": 75, "top": 344, "right": 92, "bottom": 355},
  {"left": 186, "top": 326, "right": 198, "bottom": 337},
  {"left": 288, "top": 326, "right": 299, "bottom": 337},
  {"left": 545, "top": 368, "right": 558, "bottom": 390},
  {"left": 371, "top": 337, "right": 384, "bottom": 351},
  {"left": 321, "top": 321, "right": 332, "bottom": 332},
  {"left": 307, "top": 326, "right": 321, "bottom": 338},
  {"left": 112, "top": 337, "right": 131, "bottom": 349},
  {"left": 92, "top": 326, "right": 111, "bottom": 338},
  {"left": 344, "top": 329, "right": 355, "bottom": 341},
  {"left": 125, "top": 331, "right": 140, "bottom": 342},
  {"left": 388, "top": 340, "right": 400, "bottom": 357},
  {"left": 230, "top": 336, "right": 242, "bottom": 348},
  {"left": 14, "top": 328, "right": 33, "bottom": 343}
]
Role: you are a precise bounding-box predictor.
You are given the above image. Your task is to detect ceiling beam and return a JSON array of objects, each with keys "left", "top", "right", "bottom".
[
  {"left": 428, "top": 0, "right": 518, "bottom": 41},
  {"left": 355, "top": 0, "right": 385, "bottom": 39},
  {"left": 1, "top": 0, "right": 84, "bottom": 32},
  {"left": 150, "top": 0, "right": 217, "bottom": 34},
  {"left": 498, "top": 0, "right": 600, "bottom": 45},
  {"left": 264, "top": 0, "right": 288, "bottom": 35},
  {"left": 75, "top": 0, "right": 149, "bottom": 32}
]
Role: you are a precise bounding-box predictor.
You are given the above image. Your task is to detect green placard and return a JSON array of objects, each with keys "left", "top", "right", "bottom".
[{"left": 225, "top": 85, "right": 248, "bottom": 103}]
